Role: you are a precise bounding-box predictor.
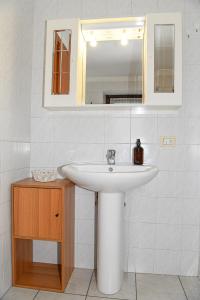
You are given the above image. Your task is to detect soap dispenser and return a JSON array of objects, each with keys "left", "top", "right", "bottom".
[{"left": 133, "top": 139, "right": 143, "bottom": 165}]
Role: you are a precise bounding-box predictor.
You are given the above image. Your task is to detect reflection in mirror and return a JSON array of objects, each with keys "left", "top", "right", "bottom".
[
  {"left": 85, "top": 38, "right": 143, "bottom": 105},
  {"left": 52, "top": 29, "right": 71, "bottom": 95},
  {"left": 154, "top": 24, "right": 175, "bottom": 93}
]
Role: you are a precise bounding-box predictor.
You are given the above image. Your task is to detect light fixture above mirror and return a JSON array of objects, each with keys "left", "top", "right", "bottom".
[{"left": 81, "top": 22, "right": 144, "bottom": 43}]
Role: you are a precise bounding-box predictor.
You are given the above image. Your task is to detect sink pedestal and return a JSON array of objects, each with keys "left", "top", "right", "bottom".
[
  {"left": 60, "top": 162, "right": 158, "bottom": 294},
  {"left": 97, "top": 192, "right": 124, "bottom": 294}
]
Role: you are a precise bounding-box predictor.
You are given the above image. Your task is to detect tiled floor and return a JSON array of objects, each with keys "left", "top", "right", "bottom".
[{"left": 2, "top": 269, "right": 200, "bottom": 300}]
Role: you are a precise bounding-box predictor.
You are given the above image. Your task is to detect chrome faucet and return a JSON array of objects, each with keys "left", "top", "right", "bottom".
[{"left": 106, "top": 149, "right": 116, "bottom": 165}]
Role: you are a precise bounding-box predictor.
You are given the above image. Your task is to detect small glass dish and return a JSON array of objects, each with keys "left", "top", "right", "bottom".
[{"left": 32, "top": 169, "right": 57, "bottom": 182}]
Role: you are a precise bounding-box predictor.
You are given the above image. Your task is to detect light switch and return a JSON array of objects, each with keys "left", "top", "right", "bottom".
[{"left": 160, "top": 136, "right": 176, "bottom": 147}]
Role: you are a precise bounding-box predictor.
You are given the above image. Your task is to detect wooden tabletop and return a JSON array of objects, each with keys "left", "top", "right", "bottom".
[{"left": 12, "top": 178, "right": 72, "bottom": 189}]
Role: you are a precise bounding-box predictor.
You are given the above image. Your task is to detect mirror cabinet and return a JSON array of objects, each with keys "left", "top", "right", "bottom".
[{"left": 43, "top": 13, "right": 182, "bottom": 109}]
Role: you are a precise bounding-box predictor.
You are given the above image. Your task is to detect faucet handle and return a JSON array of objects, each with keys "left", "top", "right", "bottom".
[
  {"left": 106, "top": 149, "right": 116, "bottom": 165},
  {"left": 107, "top": 149, "right": 116, "bottom": 157}
]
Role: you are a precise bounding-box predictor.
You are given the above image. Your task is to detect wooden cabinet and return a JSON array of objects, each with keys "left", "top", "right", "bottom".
[
  {"left": 13, "top": 187, "right": 62, "bottom": 240},
  {"left": 12, "top": 178, "right": 75, "bottom": 292}
]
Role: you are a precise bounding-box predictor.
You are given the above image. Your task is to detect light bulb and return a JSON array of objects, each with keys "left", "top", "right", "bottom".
[
  {"left": 121, "top": 29, "right": 128, "bottom": 46},
  {"left": 90, "top": 39, "right": 97, "bottom": 47},
  {"left": 121, "top": 37, "right": 128, "bottom": 46}
]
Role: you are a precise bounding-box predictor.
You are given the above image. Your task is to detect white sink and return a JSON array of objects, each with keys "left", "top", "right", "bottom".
[
  {"left": 60, "top": 162, "right": 158, "bottom": 193},
  {"left": 59, "top": 162, "right": 158, "bottom": 295}
]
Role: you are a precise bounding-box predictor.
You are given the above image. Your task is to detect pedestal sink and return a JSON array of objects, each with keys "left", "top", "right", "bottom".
[{"left": 59, "top": 162, "right": 158, "bottom": 294}]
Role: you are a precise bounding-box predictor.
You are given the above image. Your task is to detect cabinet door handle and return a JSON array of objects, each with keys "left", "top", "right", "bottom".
[{"left": 55, "top": 213, "right": 59, "bottom": 217}]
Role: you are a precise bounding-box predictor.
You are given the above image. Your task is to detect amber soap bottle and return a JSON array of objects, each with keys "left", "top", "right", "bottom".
[{"left": 133, "top": 139, "right": 143, "bottom": 165}]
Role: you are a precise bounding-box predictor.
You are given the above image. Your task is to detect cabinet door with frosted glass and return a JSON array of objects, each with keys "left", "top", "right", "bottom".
[
  {"left": 44, "top": 18, "right": 85, "bottom": 108},
  {"left": 144, "top": 13, "right": 182, "bottom": 106}
]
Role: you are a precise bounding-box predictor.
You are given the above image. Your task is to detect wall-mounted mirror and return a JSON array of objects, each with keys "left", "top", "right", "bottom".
[{"left": 82, "top": 22, "right": 144, "bottom": 105}]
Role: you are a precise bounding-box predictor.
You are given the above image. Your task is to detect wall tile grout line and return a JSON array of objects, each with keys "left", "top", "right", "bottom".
[
  {"left": 85, "top": 295, "right": 128, "bottom": 300},
  {"left": 3, "top": 273, "right": 200, "bottom": 300},
  {"left": 0, "top": 288, "right": 11, "bottom": 300},
  {"left": 135, "top": 272, "right": 138, "bottom": 300},
  {"left": 33, "top": 290, "right": 40, "bottom": 300},
  {"left": 2, "top": 0, "right": 200, "bottom": 296},
  {"left": 129, "top": 107, "right": 132, "bottom": 163},
  {"left": 85, "top": 269, "right": 94, "bottom": 298},
  {"left": 84, "top": 270, "right": 130, "bottom": 300},
  {"left": 64, "top": 292, "right": 88, "bottom": 297},
  {"left": 178, "top": 276, "right": 189, "bottom": 300}
]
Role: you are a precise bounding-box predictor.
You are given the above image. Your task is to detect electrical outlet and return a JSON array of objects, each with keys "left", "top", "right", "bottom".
[{"left": 160, "top": 136, "right": 176, "bottom": 147}]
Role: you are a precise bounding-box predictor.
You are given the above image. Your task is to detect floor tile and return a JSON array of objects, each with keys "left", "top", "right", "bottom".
[
  {"left": 137, "top": 274, "right": 187, "bottom": 300},
  {"left": 88, "top": 272, "right": 136, "bottom": 299},
  {"left": 86, "top": 297, "right": 119, "bottom": 300},
  {"left": 2, "top": 287, "right": 38, "bottom": 300},
  {"left": 137, "top": 293, "right": 187, "bottom": 300},
  {"left": 35, "top": 291, "right": 85, "bottom": 300},
  {"left": 3, "top": 273, "right": 199, "bottom": 300},
  {"left": 64, "top": 268, "right": 93, "bottom": 295},
  {"left": 180, "top": 276, "right": 200, "bottom": 300}
]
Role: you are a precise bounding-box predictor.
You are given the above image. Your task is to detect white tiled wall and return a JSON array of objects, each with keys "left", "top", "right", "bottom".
[
  {"left": 27, "top": 0, "right": 200, "bottom": 277},
  {"left": 0, "top": 0, "right": 33, "bottom": 297}
]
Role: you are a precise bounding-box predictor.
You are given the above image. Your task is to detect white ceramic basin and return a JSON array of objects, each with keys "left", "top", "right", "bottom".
[
  {"left": 60, "top": 162, "right": 158, "bottom": 193},
  {"left": 59, "top": 162, "right": 158, "bottom": 295}
]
